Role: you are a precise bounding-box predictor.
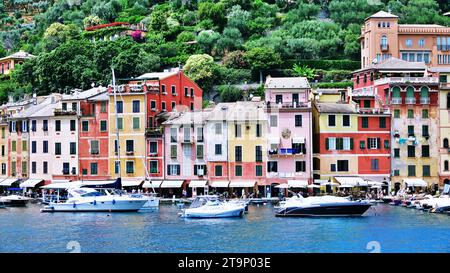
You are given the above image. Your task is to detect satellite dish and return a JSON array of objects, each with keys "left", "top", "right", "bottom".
[{"left": 372, "top": 58, "right": 378, "bottom": 64}]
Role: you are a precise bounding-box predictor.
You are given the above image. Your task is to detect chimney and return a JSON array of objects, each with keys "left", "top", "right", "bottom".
[{"left": 33, "top": 93, "right": 37, "bottom": 105}]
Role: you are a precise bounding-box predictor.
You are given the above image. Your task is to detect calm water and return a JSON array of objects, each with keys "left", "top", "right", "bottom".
[{"left": 0, "top": 203, "right": 449, "bottom": 253}]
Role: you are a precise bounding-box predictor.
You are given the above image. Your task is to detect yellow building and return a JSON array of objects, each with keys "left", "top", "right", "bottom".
[
  {"left": 225, "top": 101, "right": 267, "bottom": 193},
  {"left": 108, "top": 87, "right": 147, "bottom": 179},
  {"left": 437, "top": 71, "right": 450, "bottom": 185},
  {"left": 0, "top": 109, "right": 8, "bottom": 178}
]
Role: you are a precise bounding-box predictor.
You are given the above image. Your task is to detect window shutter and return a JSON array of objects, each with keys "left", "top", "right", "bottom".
[
  {"left": 325, "top": 138, "right": 329, "bottom": 150},
  {"left": 377, "top": 138, "right": 381, "bottom": 149},
  {"left": 367, "top": 138, "right": 370, "bottom": 148},
  {"left": 350, "top": 138, "right": 354, "bottom": 150},
  {"left": 193, "top": 165, "right": 197, "bottom": 175},
  {"left": 8, "top": 122, "right": 11, "bottom": 133},
  {"left": 167, "top": 166, "right": 171, "bottom": 176}
]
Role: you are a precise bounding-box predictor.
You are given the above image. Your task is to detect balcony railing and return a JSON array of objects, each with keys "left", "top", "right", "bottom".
[
  {"left": 269, "top": 148, "right": 306, "bottom": 156},
  {"left": 374, "top": 77, "right": 439, "bottom": 85},
  {"left": 145, "top": 127, "right": 163, "bottom": 137},
  {"left": 391, "top": 98, "right": 402, "bottom": 104},
  {"left": 266, "top": 101, "right": 310, "bottom": 110},
  {"left": 420, "top": 97, "right": 430, "bottom": 104},
  {"left": 357, "top": 107, "right": 390, "bottom": 114},
  {"left": 54, "top": 109, "right": 77, "bottom": 116},
  {"left": 440, "top": 82, "right": 450, "bottom": 89},
  {"left": 380, "top": 44, "right": 389, "bottom": 51},
  {"left": 405, "top": 98, "right": 416, "bottom": 104}
]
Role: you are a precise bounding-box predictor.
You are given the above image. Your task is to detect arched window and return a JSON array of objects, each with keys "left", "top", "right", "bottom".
[
  {"left": 406, "top": 86, "right": 414, "bottom": 98},
  {"left": 420, "top": 86, "right": 429, "bottom": 98},
  {"left": 445, "top": 160, "right": 449, "bottom": 171},
  {"left": 381, "top": 35, "right": 388, "bottom": 50},
  {"left": 444, "top": 138, "right": 449, "bottom": 148}
]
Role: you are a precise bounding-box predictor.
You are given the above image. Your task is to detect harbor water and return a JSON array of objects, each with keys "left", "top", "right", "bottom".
[{"left": 1, "top": 203, "right": 449, "bottom": 253}]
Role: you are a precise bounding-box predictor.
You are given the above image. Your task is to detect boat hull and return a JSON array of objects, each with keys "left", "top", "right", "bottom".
[
  {"left": 182, "top": 207, "right": 245, "bottom": 218},
  {"left": 41, "top": 200, "right": 147, "bottom": 212},
  {"left": 275, "top": 203, "right": 372, "bottom": 217}
]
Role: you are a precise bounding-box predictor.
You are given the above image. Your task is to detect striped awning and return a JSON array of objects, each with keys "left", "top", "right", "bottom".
[
  {"left": 287, "top": 180, "right": 308, "bottom": 188},
  {"left": 161, "top": 180, "right": 184, "bottom": 188},
  {"left": 188, "top": 180, "right": 208, "bottom": 188},
  {"left": 19, "top": 179, "right": 44, "bottom": 188},
  {"left": 210, "top": 181, "right": 230, "bottom": 188},
  {"left": 0, "top": 178, "right": 19, "bottom": 187},
  {"left": 142, "top": 180, "right": 162, "bottom": 188},
  {"left": 229, "top": 181, "right": 256, "bottom": 188}
]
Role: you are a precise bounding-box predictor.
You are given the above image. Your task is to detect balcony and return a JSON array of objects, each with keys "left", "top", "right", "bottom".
[
  {"left": 145, "top": 127, "right": 163, "bottom": 137},
  {"left": 405, "top": 98, "right": 416, "bottom": 104},
  {"left": 420, "top": 97, "right": 430, "bottom": 104},
  {"left": 440, "top": 82, "right": 450, "bottom": 89},
  {"left": 391, "top": 98, "right": 402, "bottom": 104},
  {"left": 357, "top": 107, "right": 390, "bottom": 115},
  {"left": 380, "top": 44, "right": 389, "bottom": 51},
  {"left": 266, "top": 101, "right": 310, "bottom": 110},
  {"left": 128, "top": 84, "right": 143, "bottom": 92},
  {"left": 269, "top": 148, "right": 305, "bottom": 156},
  {"left": 54, "top": 109, "right": 77, "bottom": 116},
  {"left": 374, "top": 77, "right": 439, "bottom": 85},
  {"left": 182, "top": 137, "right": 193, "bottom": 144}
]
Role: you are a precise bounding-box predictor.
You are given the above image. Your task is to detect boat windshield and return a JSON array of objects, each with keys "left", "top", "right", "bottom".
[
  {"left": 80, "top": 191, "right": 105, "bottom": 197},
  {"left": 190, "top": 196, "right": 219, "bottom": 208}
]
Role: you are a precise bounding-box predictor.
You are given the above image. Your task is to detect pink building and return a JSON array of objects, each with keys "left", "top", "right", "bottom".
[{"left": 264, "top": 76, "right": 313, "bottom": 195}]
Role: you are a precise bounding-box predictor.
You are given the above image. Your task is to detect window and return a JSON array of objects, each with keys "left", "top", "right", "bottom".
[
  {"left": 235, "top": 165, "right": 243, "bottom": 176},
  {"left": 100, "top": 101, "right": 107, "bottom": 113},
  {"left": 55, "top": 120, "right": 61, "bottom": 132},
  {"left": 360, "top": 140, "right": 366, "bottom": 149},
  {"left": 126, "top": 161, "right": 134, "bottom": 174},
  {"left": 381, "top": 35, "right": 388, "bottom": 48},
  {"left": 126, "top": 140, "right": 134, "bottom": 153},
  {"left": 197, "top": 127, "right": 203, "bottom": 142},
  {"left": 193, "top": 165, "right": 207, "bottom": 176},
  {"left": 171, "top": 101, "right": 176, "bottom": 110},
  {"left": 361, "top": 117, "right": 369, "bottom": 128},
  {"left": 91, "top": 163, "right": 98, "bottom": 175},
  {"left": 364, "top": 100, "right": 371, "bottom": 108},
  {"left": 267, "top": 161, "right": 278, "bottom": 173},
  {"left": 326, "top": 137, "right": 336, "bottom": 150},
  {"left": 162, "top": 102, "right": 166, "bottom": 111},
  {"left": 444, "top": 160, "right": 449, "bottom": 171},
  {"left": 62, "top": 102, "right": 67, "bottom": 111},
  {"left": 171, "top": 85, "right": 176, "bottom": 95},
  {"left": 331, "top": 163, "right": 336, "bottom": 172},
  {"left": 444, "top": 138, "right": 449, "bottom": 148},
  {"left": 422, "top": 145, "right": 430, "bottom": 157},
  {"left": 337, "top": 160, "right": 349, "bottom": 172},
  {"left": 161, "top": 85, "right": 166, "bottom": 94},
  {"left": 394, "top": 109, "right": 400, "bottom": 118},
  {"left": 256, "top": 124, "right": 262, "bottom": 137},
  {"left": 190, "top": 88, "right": 194, "bottom": 97},
  {"left": 275, "top": 95, "right": 283, "bottom": 103},
  {"left": 1, "top": 163, "right": 5, "bottom": 175},
  {"left": 255, "top": 146, "right": 262, "bottom": 162},
  {"left": 90, "top": 140, "right": 99, "bottom": 155},
  {"left": 422, "top": 125, "right": 429, "bottom": 137},
  {"left": 419, "top": 39, "right": 425, "bottom": 47},
  {"left": 328, "top": 115, "right": 336, "bottom": 127},
  {"left": 423, "top": 165, "right": 430, "bottom": 177},
  {"left": 408, "top": 125, "right": 415, "bottom": 137},
  {"left": 22, "top": 161, "right": 27, "bottom": 175},
  {"left": 132, "top": 117, "right": 140, "bottom": 130},
  {"left": 295, "top": 115, "right": 302, "bottom": 127},
  {"left": 295, "top": 161, "right": 306, "bottom": 172},
  {"left": 1, "top": 145, "right": 4, "bottom": 156},
  {"left": 150, "top": 101, "right": 156, "bottom": 110},
  {"left": 31, "top": 120, "right": 36, "bottom": 132},
  {"left": 407, "top": 145, "right": 415, "bottom": 158},
  {"left": 196, "top": 145, "right": 203, "bottom": 159},
  {"left": 170, "top": 128, "right": 177, "bottom": 142},
  {"left": 394, "top": 148, "right": 400, "bottom": 158},
  {"left": 31, "top": 141, "right": 36, "bottom": 153},
  {"left": 11, "top": 141, "right": 16, "bottom": 152},
  {"left": 22, "top": 140, "right": 27, "bottom": 151},
  {"left": 422, "top": 109, "right": 429, "bottom": 119},
  {"left": 132, "top": 100, "right": 140, "bottom": 113},
  {"left": 407, "top": 109, "right": 414, "bottom": 118},
  {"left": 384, "top": 140, "right": 390, "bottom": 149},
  {"left": 22, "top": 121, "right": 28, "bottom": 133},
  {"left": 215, "top": 165, "right": 223, "bottom": 176},
  {"left": 82, "top": 120, "right": 89, "bottom": 132},
  {"left": 55, "top": 142, "right": 61, "bottom": 155},
  {"left": 149, "top": 142, "right": 157, "bottom": 154},
  {"left": 408, "top": 165, "right": 416, "bottom": 177},
  {"left": 184, "top": 87, "right": 189, "bottom": 97},
  {"left": 100, "top": 120, "right": 107, "bottom": 132},
  {"left": 371, "top": 159, "right": 379, "bottom": 171},
  {"left": 379, "top": 117, "right": 386, "bottom": 128},
  {"left": 215, "top": 123, "right": 222, "bottom": 134},
  {"left": 342, "top": 115, "right": 350, "bottom": 127},
  {"left": 215, "top": 144, "right": 222, "bottom": 155},
  {"left": 116, "top": 101, "right": 123, "bottom": 113},
  {"left": 270, "top": 115, "right": 277, "bottom": 127},
  {"left": 149, "top": 161, "right": 158, "bottom": 173},
  {"left": 405, "top": 39, "right": 412, "bottom": 47},
  {"left": 114, "top": 161, "right": 120, "bottom": 174},
  {"left": 70, "top": 120, "right": 76, "bottom": 131},
  {"left": 393, "top": 169, "right": 400, "bottom": 176},
  {"left": 43, "top": 141, "right": 48, "bottom": 153},
  {"left": 31, "top": 162, "right": 36, "bottom": 174},
  {"left": 235, "top": 124, "right": 241, "bottom": 138},
  {"left": 235, "top": 146, "right": 242, "bottom": 162},
  {"left": 72, "top": 102, "right": 77, "bottom": 111},
  {"left": 368, "top": 138, "right": 379, "bottom": 149},
  {"left": 11, "top": 162, "right": 16, "bottom": 175},
  {"left": 255, "top": 165, "right": 263, "bottom": 177}
]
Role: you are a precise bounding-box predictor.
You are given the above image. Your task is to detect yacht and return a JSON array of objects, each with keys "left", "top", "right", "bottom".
[
  {"left": 139, "top": 192, "right": 160, "bottom": 209},
  {"left": 0, "top": 195, "right": 33, "bottom": 207},
  {"left": 41, "top": 187, "right": 148, "bottom": 212},
  {"left": 180, "top": 195, "right": 246, "bottom": 218},
  {"left": 275, "top": 195, "right": 372, "bottom": 217}
]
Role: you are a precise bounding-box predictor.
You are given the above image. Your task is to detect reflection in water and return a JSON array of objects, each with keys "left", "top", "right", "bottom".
[{"left": 0, "top": 203, "right": 449, "bottom": 253}]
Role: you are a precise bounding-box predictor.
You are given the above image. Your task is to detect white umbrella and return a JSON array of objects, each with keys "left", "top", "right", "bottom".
[
  {"left": 368, "top": 181, "right": 384, "bottom": 186},
  {"left": 370, "top": 185, "right": 382, "bottom": 189}
]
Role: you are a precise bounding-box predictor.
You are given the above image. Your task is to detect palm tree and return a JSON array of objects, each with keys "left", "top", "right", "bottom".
[{"left": 292, "top": 64, "right": 316, "bottom": 79}]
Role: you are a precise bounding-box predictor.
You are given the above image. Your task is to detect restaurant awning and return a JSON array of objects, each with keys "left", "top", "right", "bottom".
[
  {"left": 41, "top": 181, "right": 81, "bottom": 189},
  {"left": 292, "top": 137, "right": 305, "bottom": 144},
  {"left": 161, "top": 180, "right": 184, "bottom": 188},
  {"left": 142, "top": 180, "right": 162, "bottom": 188},
  {"left": 210, "top": 181, "right": 230, "bottom": 188},
  {"left": 338, "top": 185, "right": 354, "bottom": 188},
  {"left": 79, "top": 180, "right": 117, "bottom": 187},
  {"left": 19, "top": 179, "right": 44, "bottom": 188},
  {"left": 403, "top": 179, "right": 427, "bottom": 187},
  {"left": 287, "top": 180, "right": 308, "bottom": 188},
  {"left": 51, "top": 179, "right": 71, "bottom": 184},
  {"left": 0, "top": 178, "right": 19, "bottom": 187},
  {"left": 121, "top": 178, "right": 144, "bottom": 187},
  {"left": 307, "top": 184, "right": 321, "bottom": 189},
  {"left": 189, "top": 180, "right": 208, "bottom": 188},
  {"left": 335, "top": 177, "right": 368, "bottom": 186},
  {"left": 275, "top": 184, "right": 289, "bottom": 189},
  {"left": 314, "top": 179, "right": 329, "bottom": 185},
  {"left": 229, "top": 181, "right": 256, "bottom": 188}
]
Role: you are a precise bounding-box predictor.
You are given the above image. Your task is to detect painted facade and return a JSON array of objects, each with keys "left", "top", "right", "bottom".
[
  {"left": 436, "top": 72, "right": 450, "bottom": 185},
  {"left": 0, "top": 51, "right": 34, "bottom": 75}
]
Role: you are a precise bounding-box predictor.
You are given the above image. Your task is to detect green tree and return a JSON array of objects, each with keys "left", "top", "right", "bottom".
[
  {"left": 198, "top": 1, "right": 226, "bottom": 30},
  {"left": 184, "top": 54, "right": 217, "bottom": 92},
  {"left": 328, "top": 0, "right": 384, "bottom": 28},
  {"left": 222, "top": 50, "right": 248, "bottom": 69},
  {"left": 43, "top": 22, "right": 80, "bottom": 51},
  {"left": 292, "top": 64, "right": 316, "bottom": 79},
  {"left": 112, "top": 45, "right": 160, "bottom": 78},
  {"left": 218, "top": 85, "right": 243, "bottom": 102},
  {"left": 245, "top": 47, "right": 281, "bottom": 83}
]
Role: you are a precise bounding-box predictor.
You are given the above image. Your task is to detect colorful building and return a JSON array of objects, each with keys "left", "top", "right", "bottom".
[
  {"left": 264, "top": 76, "right": 313, "bottom": 193},
  {"left": 360, "top": 11, "right": 450, "bottom": 69},
  {"left": 0, "top": 51, "right": 34, "bottom": 75},
  {"left": 0, "top": 107, "right": 8, "bottom": 178}
]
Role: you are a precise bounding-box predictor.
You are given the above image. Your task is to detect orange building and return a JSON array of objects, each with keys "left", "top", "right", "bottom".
[
  {"left": 0, "top": 51, "right": 34, "bottom": 75},
  {"left": 360, "top": 11, "right": 450, "bottom": 69}
]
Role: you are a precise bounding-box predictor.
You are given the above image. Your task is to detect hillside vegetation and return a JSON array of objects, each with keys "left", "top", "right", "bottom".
[{"left": 0, "top": 0, "right": 449, "bottom": 102}]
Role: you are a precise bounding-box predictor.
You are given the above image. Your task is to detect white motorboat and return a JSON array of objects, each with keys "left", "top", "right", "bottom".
[
  {"left": 180, "top": 195, "right": 246, "bottom": 218},
  {"left": 139, "top": 193, "right": 160, "bottom": 209},
  {"left": 41, "top": 188, "right": 148, "bottom": 212},
  {"left": 0, "top": 195, "right": 33, "bottom": 207},
  {"left": 275, "top": 195, "right": 371, "bottom": 217}
]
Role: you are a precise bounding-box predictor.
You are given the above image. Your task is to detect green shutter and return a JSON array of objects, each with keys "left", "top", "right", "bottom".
[
  {"left": 406, "top": 86, "right": 414, "bottom": 98},
  {"left": 350, "top": 138, "right": 354, "bottom": 150},
  {"left": 325, "top": 138, "right": 329, "bottom": 150},
  {"left": 377, "top": 138, "right": 381, "bottom": 149}
]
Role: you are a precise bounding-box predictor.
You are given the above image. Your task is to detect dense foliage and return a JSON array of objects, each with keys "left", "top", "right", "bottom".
[{"left": 0, "top": 0, "right": 449, "bottom": 102}]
